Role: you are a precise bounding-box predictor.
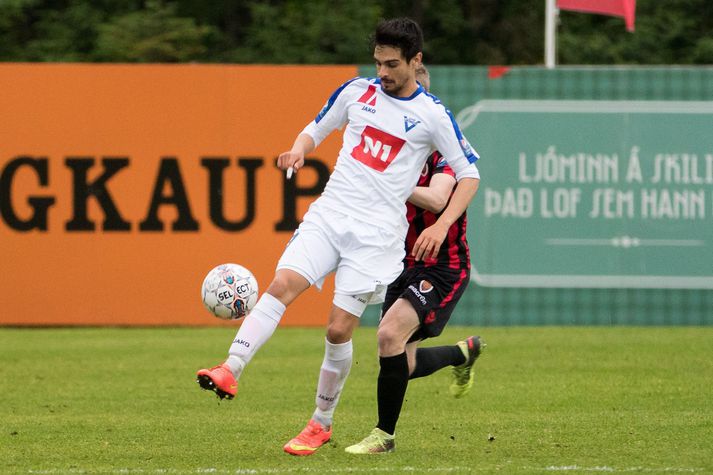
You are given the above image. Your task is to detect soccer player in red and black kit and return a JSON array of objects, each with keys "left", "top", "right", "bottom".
[{"left": 346, "top": 66, "right": 484, "bottom": 454}]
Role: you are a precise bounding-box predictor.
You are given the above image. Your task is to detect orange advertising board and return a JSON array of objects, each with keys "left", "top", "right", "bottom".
[{"left": 0, "top": 64, "right": 358, "bottom": 326}]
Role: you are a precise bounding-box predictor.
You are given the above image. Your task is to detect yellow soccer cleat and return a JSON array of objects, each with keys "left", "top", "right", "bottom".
[
  {"left": 450, "top": 336, "right": 484, "bottom": 398},
  {"left": 345, "top": 428, "right": 395, "bottom": 454}
]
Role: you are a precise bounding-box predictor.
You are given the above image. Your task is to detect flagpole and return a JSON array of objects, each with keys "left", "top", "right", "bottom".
[{"left": 545, "top": 0, "right": 557, "bottom": 68}]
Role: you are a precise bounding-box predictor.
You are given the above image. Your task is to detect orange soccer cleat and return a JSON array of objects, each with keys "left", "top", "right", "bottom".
[
  {"left": 283, "top": 419, "right": 332, "bottom": 456},
  {"left": 196, "top": 363, "right": 237, "bottom": 400}
]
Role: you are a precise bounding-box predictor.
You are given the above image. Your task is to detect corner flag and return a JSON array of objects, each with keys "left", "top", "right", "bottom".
[{"left": 557, "top": 0, "right": 636, "bottom": 31}]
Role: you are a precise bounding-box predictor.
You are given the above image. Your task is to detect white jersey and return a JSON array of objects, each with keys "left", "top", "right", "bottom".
[{"left": 301, "top": 77, "right": 480, "bottom": 238}]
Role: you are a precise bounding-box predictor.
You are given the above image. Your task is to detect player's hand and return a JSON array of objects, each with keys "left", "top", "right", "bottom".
[
  {"left": 412, "top": 222, "right": 449, "bottom": 261},
  {"left": 277, "top": 150, "right": 305, "bottom": 177}
]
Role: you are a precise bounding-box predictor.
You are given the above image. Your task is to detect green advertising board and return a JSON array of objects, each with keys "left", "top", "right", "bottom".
[
  {"left": 355, "top": 66, "right": 713, "bottom": 325},
  {"left": 458, "top": 100, "right": 713, "bottom": 289}
]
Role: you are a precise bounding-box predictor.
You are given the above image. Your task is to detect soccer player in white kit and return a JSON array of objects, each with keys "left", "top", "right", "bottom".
[{"left": 196, "top": 17, "right": 481, "bottom": 456}]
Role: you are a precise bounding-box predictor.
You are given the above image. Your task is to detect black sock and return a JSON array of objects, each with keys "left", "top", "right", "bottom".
[
  {"left": 376, "top": 352, "right": 409, "bottom": 436},
  {"left": 409, "top": 345, "right": 465, "bottom": 379}
]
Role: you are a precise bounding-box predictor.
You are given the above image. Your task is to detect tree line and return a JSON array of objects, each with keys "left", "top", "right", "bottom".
[{"left": 0, "top": 0, "right": 711, "bottom": 65}]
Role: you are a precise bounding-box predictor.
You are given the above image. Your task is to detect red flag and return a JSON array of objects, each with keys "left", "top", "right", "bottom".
[
  {"left": 487, "top": 66, "right": 511, "bottom": 80},
  {"left": 557, "top": 0, "right": 636, "bottom": 31}
]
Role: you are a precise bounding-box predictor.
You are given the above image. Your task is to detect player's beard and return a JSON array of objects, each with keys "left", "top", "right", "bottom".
[{"left": 380, "top": 77, "right": 406, "bottom": 97}]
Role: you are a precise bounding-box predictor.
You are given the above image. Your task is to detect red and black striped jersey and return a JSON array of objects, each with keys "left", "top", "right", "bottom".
[{"left": 404, "top": 152, "right": 471, "bottom": 271}]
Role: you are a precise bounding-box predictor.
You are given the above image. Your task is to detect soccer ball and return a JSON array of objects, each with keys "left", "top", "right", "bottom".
[{"left": 201, "top": 263, "right": 259, "bottom": 320}]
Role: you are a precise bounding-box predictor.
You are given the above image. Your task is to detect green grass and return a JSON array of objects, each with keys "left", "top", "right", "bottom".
[{"left": 1, "top": 326, "right": 711, "bottom": 474}]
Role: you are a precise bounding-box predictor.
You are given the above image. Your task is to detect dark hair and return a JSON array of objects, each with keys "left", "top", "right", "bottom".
[{"left": 372, "top": 17, "right": 423, "bottom": 62}]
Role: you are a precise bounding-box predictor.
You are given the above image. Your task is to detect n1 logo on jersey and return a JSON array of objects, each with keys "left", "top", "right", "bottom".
[{"left": 351, "top": 126, "right": 406, "bottom": 172}]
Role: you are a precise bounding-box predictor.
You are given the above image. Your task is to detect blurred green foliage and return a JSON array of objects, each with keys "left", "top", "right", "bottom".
[{"left": 0, "top": 0, "right": 710, "bottom": 64}]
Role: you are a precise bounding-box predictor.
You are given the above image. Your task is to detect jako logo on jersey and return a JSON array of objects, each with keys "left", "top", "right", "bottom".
[
  {"left": 358, "top": 85, "right": 378, "bottom": 106},
  {"left": 358, "top": 85, "right": 378, "bottom": 113},
  {"left": 420, "top": 162, "right": 430, "bottom": 177},
  {"left": 351, "top": 126, "right": 406, "bottom": 172},
  {"left": 404, "top": 115, "right": 421, "bottom": 132}
]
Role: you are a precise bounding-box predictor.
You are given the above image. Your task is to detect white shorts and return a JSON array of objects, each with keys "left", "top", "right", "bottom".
[{"left": 276, "top": 205, "right": 405, "bottom": 317}]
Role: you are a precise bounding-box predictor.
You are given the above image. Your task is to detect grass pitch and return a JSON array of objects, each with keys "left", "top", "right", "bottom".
[{"left": 1, "top": 326, "right": 711, "bottom": 474}]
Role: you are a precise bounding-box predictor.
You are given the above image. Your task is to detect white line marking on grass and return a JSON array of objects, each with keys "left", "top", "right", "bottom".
[
  {"left": 28, "top": 467, "right": 492, "bottom": 474},
  {"left": 28, "top": 467, "right": 705, "bottom": 475},
  {"left": 537, "top": 466, "right": 703, "bottom": 473}
]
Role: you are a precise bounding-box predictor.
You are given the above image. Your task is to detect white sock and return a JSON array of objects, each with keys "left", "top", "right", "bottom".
[
  {"left": 312, "top": 338, "right": 353, "bottom": 429},
  {"left": 225, "top": 293, "right": 285, "bottom": 379}
]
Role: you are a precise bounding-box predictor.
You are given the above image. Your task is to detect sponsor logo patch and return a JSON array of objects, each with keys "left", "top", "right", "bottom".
[
  {"left": 357, "top": 85, "right": 378, "bottom": 106},
  {"left": 350, "top": 126, "right": 405, "bottom": 172},
  {"left": 459, "top": 137, "right": 478, "bottom": 161},
  {"left": 419, "top": 280, "right": 433, "bottom": 293},
  {"left": 407, "top": 284, "right": 428, "bottom": 306},
  {"left": 404, "top": 115, "right": 421, "bottom": 132}
]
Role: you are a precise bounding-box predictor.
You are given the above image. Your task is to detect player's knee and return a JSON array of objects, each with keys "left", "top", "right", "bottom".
[
  {"left": 265, "top": 275, "right": 290, "bottom": 300},
  {"left": 265, "top": 270, "right": 308, "bottom": 304},
  {"left": 376, "top": 325, "right": 400, "bottom": 353},
  {"left": 326, "top": 320, "right": 353, "bottom": 343},
  {"left": 265, "top": 270, "right": 311, "bottom": 307},
  {"left": 326, "top": 310, "right": 357, "bottom": 343},
  {"left": 265, "top": 275, "right": 304, "bottom": 307}
]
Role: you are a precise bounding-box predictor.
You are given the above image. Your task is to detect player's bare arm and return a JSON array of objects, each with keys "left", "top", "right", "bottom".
[
  {"left": 277, "top": 133, "right": 315, "bottom": 175},
  {"left": 412, "top": 177, "right": 479, "bottom": 261},
  {"left": 407, "top": 173, "right": 457, "bottom": 214}
]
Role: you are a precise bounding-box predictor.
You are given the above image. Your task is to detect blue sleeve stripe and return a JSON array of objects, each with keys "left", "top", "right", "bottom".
[
  {"left": 315, "top": 76, "right": 361, "bottom": 124},
  {"left": 426, "top": 92, "right": 480, "bottom": 164},
  {"left": 446, "top": 108, "right": 479, "bottom": 164}
]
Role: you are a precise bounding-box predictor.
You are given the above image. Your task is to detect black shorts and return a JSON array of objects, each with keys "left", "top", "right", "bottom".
[{"left": 381, "top": 265, "right": 470, "bottom": 341}]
